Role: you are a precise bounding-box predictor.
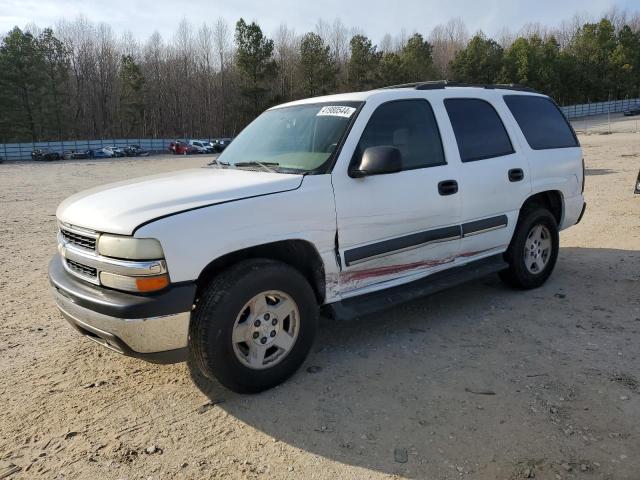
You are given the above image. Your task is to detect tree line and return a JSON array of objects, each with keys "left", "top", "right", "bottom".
[{"left": 1, "top": 9, "right": 639, "bottom": 143}]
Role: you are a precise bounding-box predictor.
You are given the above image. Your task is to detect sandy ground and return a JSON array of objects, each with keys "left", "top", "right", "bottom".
[{"left": 0, "top": 131, "right": 639, "bottom": 480}]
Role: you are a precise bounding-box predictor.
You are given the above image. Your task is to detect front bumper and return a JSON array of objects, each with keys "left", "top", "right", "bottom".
[{"left": 49, "top": 254, "right": 195, "bottom": 363}]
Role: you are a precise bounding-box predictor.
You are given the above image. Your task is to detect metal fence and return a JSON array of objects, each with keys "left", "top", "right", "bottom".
[
  {"left": 0, "top": 138, "right": 180, "bottom": 161},
  {"left": 561, "top": 98, "right": 640, "bottom": 119}
]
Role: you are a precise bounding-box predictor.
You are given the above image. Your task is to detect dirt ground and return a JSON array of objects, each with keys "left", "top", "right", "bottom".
[{"left": 0, "top": 130, "right": 639, "bottom": 480}]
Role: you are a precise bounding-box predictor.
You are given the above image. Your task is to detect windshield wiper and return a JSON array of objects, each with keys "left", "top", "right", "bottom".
[
  {"left": 234, "top": 161, "right": 279, "bottom": 173},
  {"left": 207, "top": 157, "right": 226, "bottom": 166}
]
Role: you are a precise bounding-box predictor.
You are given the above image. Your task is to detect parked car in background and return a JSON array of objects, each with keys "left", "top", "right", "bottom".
[
  {"left": 189, "top": 140, "right": 215, "bottom": 153},
  {"left": 623, "top": 107, "right": 640, "bottom": 116},
  {"left": 104, "top": 146, "right": 125, "bottom": 157},
  {"left": 187, "top": 140, "right": 209, "bottom": 154},
  {"left": 124, "top": 145, "right": 150, "bottom": 157},
  {"left": 63, "top": 150, "right": 91, "bottom": 160},
  {"left": 32, "top": 149, "right": 61, "bottom": 161},
  {"left": 212, "top": 138, "right": 232, "bottom": 152},
  {"left": 169, "top": 140, "right": 197, "bottom": 155},
  {"left": 91, "top": 148, "right": 115, "bottom": 158}
]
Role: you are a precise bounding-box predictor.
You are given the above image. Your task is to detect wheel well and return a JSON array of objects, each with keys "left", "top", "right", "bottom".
[
  {"left": 520, "top": 191, "right": 563, "bottom": 225},
  {"left": 196, "top": 240, "right": 326, "bottom": 304}
]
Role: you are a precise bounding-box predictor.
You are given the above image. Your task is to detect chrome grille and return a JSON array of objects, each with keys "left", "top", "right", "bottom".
[
  {"left": 60, "top": 228, "right": 96, "bottom": 250},
  {"left": 66, "top": 259, "right": 97, "bottom": 278}
]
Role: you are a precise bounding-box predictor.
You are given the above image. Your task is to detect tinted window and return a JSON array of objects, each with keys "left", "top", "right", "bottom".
[
  {"left": 444, "top": 98, "right": 514, "bottom": 162},
  {"left": 504, "top": 95, "right": 579, "bottom": 149},
  {"left": 355, "top": 100, "right": 445, "bottom": 170}
]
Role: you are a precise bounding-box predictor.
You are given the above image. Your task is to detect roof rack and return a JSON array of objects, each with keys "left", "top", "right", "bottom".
[{"left": 381, "top": 80, "right": 540, "bottom": 94}]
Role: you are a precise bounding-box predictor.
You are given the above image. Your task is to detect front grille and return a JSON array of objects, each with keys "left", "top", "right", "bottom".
[
  {"left": 66, "top": 259, "right": 97, "bottom": 278},
  {"left": 61, "top": 228, "right": 96, "bottom": 250}
]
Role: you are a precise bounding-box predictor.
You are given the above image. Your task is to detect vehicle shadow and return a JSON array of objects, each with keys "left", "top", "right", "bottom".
[{"left": 187, "top": 246, "right": 639, "bottom": 478}]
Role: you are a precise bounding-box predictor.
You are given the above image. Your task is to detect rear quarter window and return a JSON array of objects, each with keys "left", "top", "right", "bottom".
[{"left": 504, "top": 95, "right": 579, "bottom": 150}]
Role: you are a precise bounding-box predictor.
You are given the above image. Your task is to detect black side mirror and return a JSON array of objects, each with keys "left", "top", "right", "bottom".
[{"left": 349, "top": 146, "right": 402, "bottom": 178}]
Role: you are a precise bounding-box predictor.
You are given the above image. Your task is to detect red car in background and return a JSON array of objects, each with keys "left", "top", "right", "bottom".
[{"left": 169, "top": 140, "right": 197, "bottom": 155}]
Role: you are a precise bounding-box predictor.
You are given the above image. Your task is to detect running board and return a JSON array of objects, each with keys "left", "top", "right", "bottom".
[{"left": 326, "top": 254, "right": 509, "bottom": 321}]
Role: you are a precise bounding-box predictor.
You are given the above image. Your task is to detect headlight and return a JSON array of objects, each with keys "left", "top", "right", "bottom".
[{"left": 97, "top": 234, "right": 164, "bottom": 260}]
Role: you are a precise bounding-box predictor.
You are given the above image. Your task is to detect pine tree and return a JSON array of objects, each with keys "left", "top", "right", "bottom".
[
  {"left": 299, "top": 32, "right": 335, "bottom": 97},
  {"left": 235, "top": 18, "right": 278, "bottom": 118}
]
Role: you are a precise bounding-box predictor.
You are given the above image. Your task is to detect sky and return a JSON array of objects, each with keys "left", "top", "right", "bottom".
[{"left": 0, "top": 0, "right": 637, "bottom": 43}]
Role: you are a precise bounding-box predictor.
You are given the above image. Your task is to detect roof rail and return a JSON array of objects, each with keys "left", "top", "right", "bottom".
[
  {"left": 485, "top": 83, "right": 540, "bottom": 93},
  {"left": 380, "top": 80, "right": 541, "bottom": 94}
]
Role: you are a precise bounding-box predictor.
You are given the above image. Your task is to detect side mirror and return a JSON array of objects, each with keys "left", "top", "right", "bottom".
[{"left": 349, "top": 146, "right": 402, "bottom": 178}]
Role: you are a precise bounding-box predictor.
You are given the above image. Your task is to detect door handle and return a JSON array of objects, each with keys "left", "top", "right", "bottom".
[
  {"left": 508, "top": 168, "right": 524, "bottom": 182},
  {"left": 438, "top": 179, "right": 458, "bottom": 196}
]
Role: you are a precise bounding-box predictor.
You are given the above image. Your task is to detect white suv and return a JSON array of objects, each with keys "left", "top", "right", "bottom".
[{"left": 49, "top": 82, "right": 586, "bottom": 393}]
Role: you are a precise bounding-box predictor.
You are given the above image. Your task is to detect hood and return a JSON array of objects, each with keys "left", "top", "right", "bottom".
[{"left": 57, "top": 167, "right": 303, "bottom": 235}]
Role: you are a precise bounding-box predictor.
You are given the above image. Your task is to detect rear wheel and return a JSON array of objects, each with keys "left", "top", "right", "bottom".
[
  {"left": 499, "top": 208, "right": 559, "bottom": 289},
  {"left": 189, "top": 259, "right": 318, "bottom": 393}
]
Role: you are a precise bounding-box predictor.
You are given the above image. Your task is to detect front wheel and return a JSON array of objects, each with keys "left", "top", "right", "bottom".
[
  {"left": 189, "top": 259, "right": 318, "bottom": 393},
  {"left": 499, "top": 208, "right": 559, "bottom": 289}
]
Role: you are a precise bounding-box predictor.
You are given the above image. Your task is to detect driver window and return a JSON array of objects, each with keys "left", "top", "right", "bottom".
[{"left": 354, "top": 99, "right": 446, "bottom": 170}]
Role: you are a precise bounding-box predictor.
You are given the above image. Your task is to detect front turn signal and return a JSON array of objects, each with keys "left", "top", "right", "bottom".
[{"left": 135, "top": 275, "right": 170, "bottom": 292}]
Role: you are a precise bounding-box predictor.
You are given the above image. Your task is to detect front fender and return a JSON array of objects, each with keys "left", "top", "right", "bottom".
[{"left": 135, "top": 175, "right": 339, "bottom": 286}]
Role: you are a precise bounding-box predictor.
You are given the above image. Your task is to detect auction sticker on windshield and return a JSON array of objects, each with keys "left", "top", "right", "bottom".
[{"left": 317, "top": 106, "right": 356, "bottom": 118}]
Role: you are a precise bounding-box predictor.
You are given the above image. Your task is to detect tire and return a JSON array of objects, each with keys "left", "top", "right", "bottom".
[
  {"left": 189, "top": 259, "right": 319, "bottom": 393},
  {"left": 499, "top": 207, "right": 559, "bottom": 289}
]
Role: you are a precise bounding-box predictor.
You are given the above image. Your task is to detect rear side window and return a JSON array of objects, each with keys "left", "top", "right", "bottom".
[
  {"left": 504, "top": 95, "right": 579, "bottom": 149},
  {"left": 444, "top": 98, "right": 514, "bottom": 162},
  {"left": 355, "top": 99, "right": 446, "bottom": 170}
]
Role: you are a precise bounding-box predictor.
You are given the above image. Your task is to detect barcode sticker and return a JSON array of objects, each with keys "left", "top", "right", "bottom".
[{"left": 317, "top": 106, "right": 356, "bottom": 118}]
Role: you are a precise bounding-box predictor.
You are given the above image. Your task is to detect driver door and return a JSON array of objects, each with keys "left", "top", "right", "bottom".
[{"left": 331, "top": 98, "right": 462, "bottom": 297}]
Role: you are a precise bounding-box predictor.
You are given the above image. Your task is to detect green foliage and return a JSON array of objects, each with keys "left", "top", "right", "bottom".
[
  {"left": 378, "top": 52, "right": 405, "bottom": 86},
  {"left": 0, "top": 27, "right": 71, "bottom": 142},
  {"left": 36, "top": 28, "right": 70, "bottom": 139},
  {"left": 348, "top": 35, "right": 381, "bottom": 90},
  {"left": 566, "top": 19, "right": 618, "bottom": 102},
  {"left": 610, "top": 25, "right": 640, "bottom": 99},
  {"left": 400, "top": 33, "right": 435, "bottom": 82},
  {"left": 0, "top": 27, "right": 45, "bottom": 141},
  {"left": 119, "top": 55, "right": 145, "bottom": 136},
  {"left": 234, "top": 18, "right": 278, "bottom": 117},
  {"left": 500, "top": 35, "right": 562, "bottom": 96},
  {"left": 299, "top": 32, "right": 335, "bottom": 97},
  {"left": 450, "top": 33, "right": 504, "bottom": 84},
  {"left": 1, "top": 13, "right": 640, "bottom": 143}
]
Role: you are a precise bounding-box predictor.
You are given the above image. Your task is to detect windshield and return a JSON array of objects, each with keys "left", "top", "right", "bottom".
[{"left": 217, "top": 102, "right": 361, "bottom": 173}]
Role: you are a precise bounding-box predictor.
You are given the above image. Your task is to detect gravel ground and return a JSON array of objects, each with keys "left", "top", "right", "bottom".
[{"left": 0, "top": 132, "right": 639, "bottom": 480}]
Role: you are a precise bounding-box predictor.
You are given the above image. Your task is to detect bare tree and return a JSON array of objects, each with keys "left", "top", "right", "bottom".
[
  {"left": 429, "top": 18, "right": 468, "bottom": 79},
  {"left": 379, "top": 33, "right": 394, "bottom": 53},
  {"left": 213, "top": 17, "right": 232, "bottom": 134},
  {"left": 274, "top": 23, "right": 299, "bottom": 101}
]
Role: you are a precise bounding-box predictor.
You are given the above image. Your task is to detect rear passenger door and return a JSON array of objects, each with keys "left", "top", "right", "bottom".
[{"left": 443, "top": 97, "right": 531, "bottom": 259}]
